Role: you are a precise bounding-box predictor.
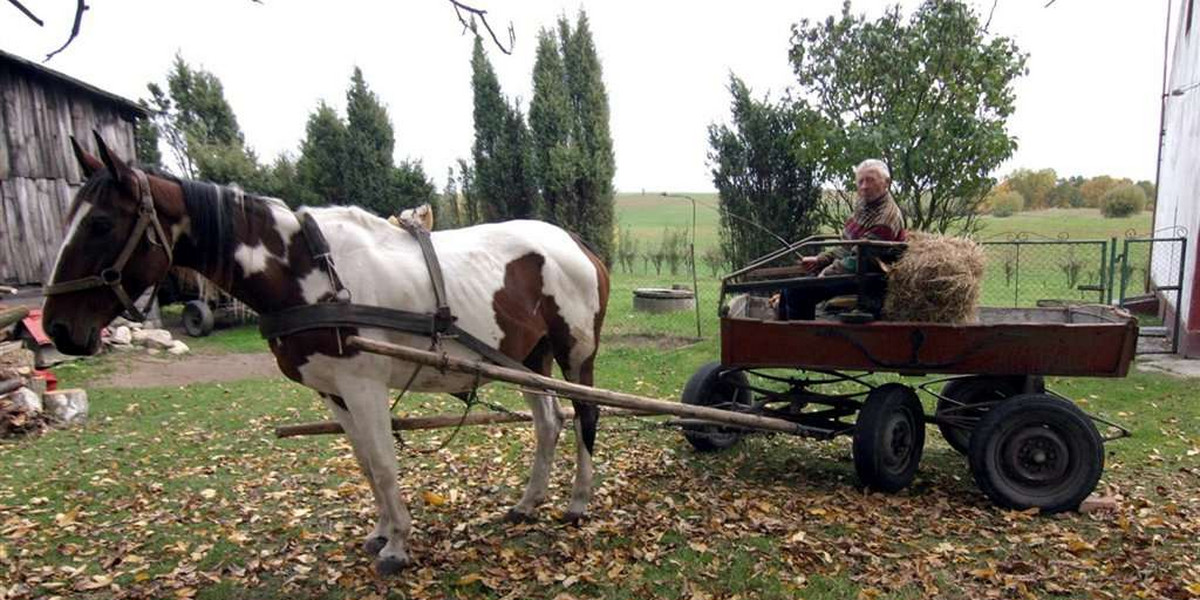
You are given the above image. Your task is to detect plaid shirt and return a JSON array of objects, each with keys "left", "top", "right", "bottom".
[{"left": 818, "top": 193, "right": 907, "bottom": 272}]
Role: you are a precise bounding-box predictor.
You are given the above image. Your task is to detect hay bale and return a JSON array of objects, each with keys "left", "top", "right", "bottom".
[{"left": 883, "top": 233, "right": 985, "bottom": 323}]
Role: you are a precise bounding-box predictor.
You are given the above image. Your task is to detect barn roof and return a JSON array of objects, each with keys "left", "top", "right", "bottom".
[{"left": 0, "top": 49, "right": 149, "bottom": 120}]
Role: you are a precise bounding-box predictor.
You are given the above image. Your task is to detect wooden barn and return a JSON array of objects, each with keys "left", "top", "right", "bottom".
[{"left": 1, "top": 49, "right": 147, "bottom": 286}]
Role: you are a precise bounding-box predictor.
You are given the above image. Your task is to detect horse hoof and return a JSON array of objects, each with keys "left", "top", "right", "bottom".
[
  {"left": 363, "top": 536, "right": 388, "bottom": 556},
  {"left": 561, "top": 511, "right": 586, "bottom": 525},
  {"left": 503, "top": 508, "right": 537, "bottom": 524},
  {"left": 375, "top": 554, "right": 411, "bottom": 576}
]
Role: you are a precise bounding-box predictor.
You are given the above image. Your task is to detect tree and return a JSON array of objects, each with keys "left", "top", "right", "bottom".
[
  {"left": 470, "top": 36, "right": 509, "bottom": 221},
  {"left": 457, "top": 158, "right": 481, "bottom": 226},
  {"left": 1135, "top": 180, "right": 1156, "bottom": 205},
  {"left": 1101, "top": 184, "right": 1147, "bottom": 218},
  {"left": 529, "top": 28, "right": 576, "bottom": 225},
  {"left": 1005, "top": 168, "right": 1057, "bottom": 210},
  {"left": 491, "top": 100, "right": 539, "bottom": 220},
  {"left": 788, "top": 0, "right": 1027, "bottom": 233},
  {"left": 393, "top": 159, "right": 438, "bottom": 215},
  {"left": 439, "top": 166, "right": 461, "bottom": 229},
  {"left": 133, "top": 103, "right": 162, "bottom": 169},
  {"left": 1080, "top": 175, "right": 1126, "bottom": 208},
  {"left": 559, "top": 11, "right": 616, "bottom": 264},
  {"left": 261, "top": 154, "right": 319, "bottom": 207},
  {"left": 296, "top": 102, "right": 349, "bottom": 206},
  {"left": 344, "top": 67, "right": 400, "bottom": 216},
  {"left": 709, "top": 75, "right": 824, "bottom": 269},
  {"left": 1047, "top": 179, "right": 1084, "bottom": 208}
]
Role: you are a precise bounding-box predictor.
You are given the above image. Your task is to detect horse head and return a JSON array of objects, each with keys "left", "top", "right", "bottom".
[{"left": 42, "top": 133, "right": 185, "bottom": 355}]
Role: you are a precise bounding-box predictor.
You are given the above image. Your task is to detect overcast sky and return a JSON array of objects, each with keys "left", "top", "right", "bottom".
[{"left": 2, "top": 0, "right": 1178, "bottom": 192}]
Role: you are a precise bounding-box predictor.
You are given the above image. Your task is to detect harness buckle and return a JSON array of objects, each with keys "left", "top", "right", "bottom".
[{"left": 100, "top": 268, "right": 122, "bottom": 286}]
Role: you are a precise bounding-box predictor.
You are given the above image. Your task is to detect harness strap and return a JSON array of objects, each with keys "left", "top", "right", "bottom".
[{"left": 396, "top": 219, "right": 453, "bottom": 329}]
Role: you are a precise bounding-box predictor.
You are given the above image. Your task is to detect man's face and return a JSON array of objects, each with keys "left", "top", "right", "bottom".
[{"left": 856, "top": 169, "right": 888, "bottom": 201}]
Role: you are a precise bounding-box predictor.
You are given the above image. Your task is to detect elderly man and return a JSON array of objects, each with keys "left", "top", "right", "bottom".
[{"left": 802, "top": 159, "right": 907, "bottom": 276}]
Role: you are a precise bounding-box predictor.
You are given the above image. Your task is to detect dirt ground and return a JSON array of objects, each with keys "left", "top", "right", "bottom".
[{"left": 90, "top": 349, "right": 281, "bottom": 388}]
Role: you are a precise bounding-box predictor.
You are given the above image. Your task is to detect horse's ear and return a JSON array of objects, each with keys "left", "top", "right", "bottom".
[
  {"left": 70, "top": 136, "right": 103, "bottom": 178},
  {"left": 92, "top": 130, "right": 130, "bottom": 185}
]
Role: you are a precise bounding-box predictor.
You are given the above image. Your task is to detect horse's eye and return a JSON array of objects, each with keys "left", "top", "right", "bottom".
[{"left": 88, "top": 217, "right": 113, "bottom": 236}]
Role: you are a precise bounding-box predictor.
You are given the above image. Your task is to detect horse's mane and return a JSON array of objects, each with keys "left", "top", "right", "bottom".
[{"left": 179, "top": 178, "right": 291, "bottom": 278}]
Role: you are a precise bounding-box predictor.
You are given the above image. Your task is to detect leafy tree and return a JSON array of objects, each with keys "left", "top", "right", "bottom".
[
  {"left": 1136, "top": 180, "right": 1156, "bottom": 204},
  {"left": 393, "top": 159, "right": 438, "bottom": 215},
  {"left": 559, "top": 12, "right": 616, "bottom": 264},
  {"left": 708, "top": 75, "right": 824, "bottom": 269},
  {"left": 261, "top": 154, "right": 319, "bottom": 207},
  {"left": 439, "top": 166, "right": 461, "bottom": 230},
  {"left": 989, "top": 190, "right": 1025, "bottom": 217},
  {"left": 457, "top": 158, "right": 481, "bottom": 226},
  {"left": 344, "top": 67, "right": 400, "bottom": 216},
  {"left": 1101, "top": 184, "right": 1147, "bottom": 218},
  {"left": 788, "top": 0, "right": 1027, "bottom": 233},
  {"left": 1080, "top": 175, "right": 1126, "bottom": 208},
  {"left": 296, "top": 102, "right": 348, "bottom": 206},
  {"left": 143, "top": 53, "right": 255, "bottom": 184},
  {"left": 133, "top": 103, "right": 162, "bottom": 169},
  {"left": 529, "top": 28, "right": 576, "bottom": 225},
  {"left": 470, "top": 36, "right": 508, "bottom": 221},
  {"left": 1047, "top": 179, "right": 1085, "bottom": 208},
  {"left": 1005, "top": 168, "right": 1056, "bottom": 210}
]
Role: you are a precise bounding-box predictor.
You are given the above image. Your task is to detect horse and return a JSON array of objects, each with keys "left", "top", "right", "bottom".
[{"left": 42, "top": 135, "right": 611, "bottom": 575}]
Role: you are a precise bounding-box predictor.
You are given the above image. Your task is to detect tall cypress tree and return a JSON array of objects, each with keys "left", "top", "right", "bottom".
[
  {"left": 560, "top": 12, "right": 615, "bottom": 264},
  {"left": 470, "top": 36, "right": 508, "bottom": 222},
  {"left": 529, "top": 28, "right": 575, "bottom": 225},
  {"left": 492, "top": 100, "right": 539, "bottom": 220},
  {"left": 296, "top": 102, "right": 348, "bottom": 206},
  {"left": 344, "top": 67, "right": 398, "bottom": 216}
]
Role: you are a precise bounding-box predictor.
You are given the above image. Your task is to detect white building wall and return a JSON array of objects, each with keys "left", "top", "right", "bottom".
[{"left": 1153, "top": 0, "right": 1200, "bottom": 352}]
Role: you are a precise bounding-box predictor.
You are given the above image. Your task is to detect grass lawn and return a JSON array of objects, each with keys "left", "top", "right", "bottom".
[{"left": 1, "top": 204, "right": 1194, "bottom": 600}]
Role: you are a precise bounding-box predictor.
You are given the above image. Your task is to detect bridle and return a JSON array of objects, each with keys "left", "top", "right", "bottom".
[{"left": 43, "top": 169, "right": 174, "bottom": 322}]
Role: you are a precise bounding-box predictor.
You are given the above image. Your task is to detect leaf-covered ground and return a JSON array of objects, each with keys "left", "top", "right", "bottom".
[{"left": 2, "top": 339, "right": 1199, "bottom": 600}]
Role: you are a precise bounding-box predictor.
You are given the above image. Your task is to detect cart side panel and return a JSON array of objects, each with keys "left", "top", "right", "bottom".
[{"left": 721, "top": 317, "right": 1138, "bottom": 377}]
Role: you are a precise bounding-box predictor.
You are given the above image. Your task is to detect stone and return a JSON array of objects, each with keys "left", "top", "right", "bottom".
[
  {"left": 43, "top": 389, "right": 88, "bottom": 426},
  {"left": 111, "top": 326, "right": 132, "bottom": 346},
  {"left": 1079, "top": 495, "right": 1119, "bottom": 514},
  {"left": 7, "top": 387, "right": 42, "bottom": 414},
  {"left": 133, "top": 328, "right": 174, "bottom": 350},
  {"left": 168, "top": 341, "right": 190, "bottom": 355}
]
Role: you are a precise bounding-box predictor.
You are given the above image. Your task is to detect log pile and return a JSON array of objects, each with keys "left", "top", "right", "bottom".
[{"left": 0, "top": 306, "right": 88, "bottom": 438}]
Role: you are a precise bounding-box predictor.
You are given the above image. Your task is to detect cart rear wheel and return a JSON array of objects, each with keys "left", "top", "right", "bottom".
[
  {"left": 968, "top": 394, "right": 1103, "bottom": 514},
  {"left": 680, "top": 363, "right": 751, "bottom": 452},
  {"left": 853, "top": 383, "right": 925, "bottom": 493},
  {"left": 936, "top": 376, "right": 1025, "bottom": 455},
  {"left": 183, "top": 300, "right": 215, "bottom": 337}
]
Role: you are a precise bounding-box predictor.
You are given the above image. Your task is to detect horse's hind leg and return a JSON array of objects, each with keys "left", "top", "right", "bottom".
[
  {"left": 507, "top": 339, "right": 563, "bottom": 522},
  {"left": 563, "top": 357, "right": 599, "bottom": 523}
]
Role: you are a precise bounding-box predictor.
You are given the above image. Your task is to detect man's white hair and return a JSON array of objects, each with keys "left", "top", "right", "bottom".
[{"left": 855, "top": 159, "right": 891, "bottom": 181}]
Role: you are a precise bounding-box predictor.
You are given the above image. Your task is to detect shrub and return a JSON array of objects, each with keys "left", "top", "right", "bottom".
[
  {"left": 990, "top": 191, "right": 1025, "bottom": 218},
  {"left": 1100, "top": 184, "right": 1147, "bottom": 218}
]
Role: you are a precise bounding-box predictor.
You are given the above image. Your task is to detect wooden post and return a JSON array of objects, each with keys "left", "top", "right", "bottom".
[
  {"left": 346, "top": 335, "right": 804, "bottom": 435},
  {"left": 275, "top": 407, "right": 658, "bottom": 439}
]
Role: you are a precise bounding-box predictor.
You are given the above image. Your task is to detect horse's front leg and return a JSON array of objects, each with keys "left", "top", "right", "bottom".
[
  {"left": 318, "top": 393, "right": 391, "bottom": 556},
  {"left": 334, "top": 380, "right": 414, "bottom": 575}
]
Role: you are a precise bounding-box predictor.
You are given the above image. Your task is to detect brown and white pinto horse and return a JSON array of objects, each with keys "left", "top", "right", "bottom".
[{"left": 42, "top": 136, "right": 610, "bottom": 575}]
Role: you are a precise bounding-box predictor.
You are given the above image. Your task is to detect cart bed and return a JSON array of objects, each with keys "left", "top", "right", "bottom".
[{"left": 721, "top": 305, "right": 1138, "bottom": 377}]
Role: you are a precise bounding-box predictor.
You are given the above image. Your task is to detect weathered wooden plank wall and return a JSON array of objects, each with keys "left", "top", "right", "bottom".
[{"left": 0, "top": 61, "right": 139, "bottom": 285}]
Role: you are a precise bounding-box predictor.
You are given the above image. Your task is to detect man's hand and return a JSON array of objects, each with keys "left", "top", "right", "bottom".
[{"left": 799, "top": 256, "right": 822, "bottom": 273}]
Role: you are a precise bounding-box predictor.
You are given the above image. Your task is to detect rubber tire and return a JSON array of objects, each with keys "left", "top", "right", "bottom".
[
  {"left": 182, "top": 300, "right": 215, "bottom": 337},
  {"left": 680, "top": 362, "right": 750, "bottom": 452},
  {"left": 937, "top": 376, "right": 1024, "bottom": 455},
  {"left": 968, "top": 394, "right": 1103, "bottom": 514},
  {"left": 853, "top": 383, "right": 926, "bottom": 493}
]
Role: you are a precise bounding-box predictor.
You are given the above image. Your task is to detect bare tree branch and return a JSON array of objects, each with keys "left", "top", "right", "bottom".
[
  {"left": 1044, "top": 0, "right": 1058, "bottom": 6},
  {"left": 6, "top": 0, "right": 44, "bottom": 26},
  {"left": 983, "top": 0, "right": 999, "bottom": 31},
  {"left": 44, "top": 0, "right": 87, "bottom": 62},
  {"left": 448, "top": 0, "right": 514, "bottom": 55}
]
